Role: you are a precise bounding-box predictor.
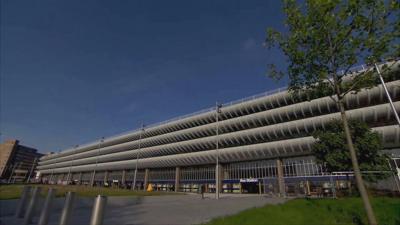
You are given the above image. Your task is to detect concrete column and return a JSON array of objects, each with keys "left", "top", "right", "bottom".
[
  {"left": 306, "top": 180, "right": 311, "bottom": 196},
  {"left": 49, "top": 173, "right": 54, "bottom": 184},
  {"left": 103, "top": 171, "right": 109, "bottom": 185},
  {"left": 144, "top": 169, "right": 149, "bottom": 190},
  {"left": 77, "top": 172, "right": 83, "bottom": 185},
  {"left": 121, "top": 170, "right": 126, "bottom": 187},
  {"left": 57, "top": 174, "right": 62, "bottom": 184},
  {"left": 66, "top": 172, "right": 72, "bottom": 184},
  {"left": 276, "top": 158, "right": 285, "bottom": 197},
  {"left": 90, "top": 171, "right": 96, "bottom": 187},
  {"left": 223, "top": 167, "right": 229, "bottom": 180},
  {"left": 217, "top": 164, "right": 223, "bottom": 193},
  {"left": 174, "top": 167, "right": 180, "bottom": 192}
]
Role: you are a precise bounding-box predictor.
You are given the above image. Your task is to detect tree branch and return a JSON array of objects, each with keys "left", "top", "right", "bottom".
[{"left": 341, "top": 73, "right": 367, "bottom": 97}]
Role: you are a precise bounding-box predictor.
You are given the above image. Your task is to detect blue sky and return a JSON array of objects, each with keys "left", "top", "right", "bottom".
[{"left": 1, "top": 0, "right": 288, "bottom": 153}]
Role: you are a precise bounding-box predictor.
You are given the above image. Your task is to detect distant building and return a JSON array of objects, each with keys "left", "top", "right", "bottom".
[{"left": 0, "top": 140, "right": 43, "bottom": 182}]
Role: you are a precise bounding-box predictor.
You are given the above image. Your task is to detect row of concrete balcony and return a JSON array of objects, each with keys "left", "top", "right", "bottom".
[
  {"left": 38, "top": 124, "right": 399, "bottom": 174},
  {"left": 37, "top": 101, "right": 400, "bottom": 170},
  {"left": 40, "top": 62, "right": 400, "bottom": 161},
  {"left": 39, "top": 81, "right": 400, "bottom": 166},
  {"left": 41, "top": 90, "right": 291, "bottom": 161}
]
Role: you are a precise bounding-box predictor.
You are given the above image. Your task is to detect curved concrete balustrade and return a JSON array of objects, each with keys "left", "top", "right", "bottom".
[
  {"left": 37, "top": 101, "right": 400, "bottom": 170},
  {"left": 39, "top": 125, "right": 400, "bottom": 174},
  {"left": 41, "top": 91, "right": 292, "bottom": 161},
  {"left": 39, "top": 81, "right": 400, "bottom": 166},
  {"left": 40, "top": 62, "right": 400, "bottom": 161}
]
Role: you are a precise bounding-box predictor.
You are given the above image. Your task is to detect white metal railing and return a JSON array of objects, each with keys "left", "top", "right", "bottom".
[{"left": 221, "top": 86, "right": 287, "bottom": 107}]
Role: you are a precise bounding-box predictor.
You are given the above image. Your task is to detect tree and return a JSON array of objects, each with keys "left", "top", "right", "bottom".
[
  {"left": 312, "top": 119, "right": 390, "bottom": 182},
  {"left": 265, "top": 0, "right": 399, "bottom": 224}
]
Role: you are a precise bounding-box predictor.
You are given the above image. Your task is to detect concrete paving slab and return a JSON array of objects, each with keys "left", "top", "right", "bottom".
[{"left": 0, "top": 194, "right": 287, "bottom": 225}]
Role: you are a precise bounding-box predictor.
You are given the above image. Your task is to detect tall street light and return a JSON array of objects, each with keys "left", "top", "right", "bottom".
[
  {"left": 50, "top": 149, "right": 61, "bottom": 184},
  {"left": 91, "top": 137, "right": 104, "bottom": 186},
  {"left": 132, "top": 123, "right": 145, "bottom": 191},
  {"left": 215, "top": 102, "right": 222, "bottom": 199},
  {"left": 67, "top": 145, "right": 79, "bottom": 184}
]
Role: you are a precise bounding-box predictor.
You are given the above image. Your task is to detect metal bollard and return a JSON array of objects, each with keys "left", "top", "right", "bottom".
[
  {"left": 89, "top": 195, "right": 107, "bottom": 225},
  {"left": 23, "top": 186, "right": 42, "bottom": 224},
  {"left": 15, "top": 186, "right": 32, "bottom": 218},
  {"left": 59, "top": 192, "right": 76, "bottom": 225},
  {"left": 38, "top": 188, "right": 56, "bottom": 225}
]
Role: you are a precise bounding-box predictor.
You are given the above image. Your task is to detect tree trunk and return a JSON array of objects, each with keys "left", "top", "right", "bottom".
[{"left": 338, "top": 100, "right": 377, "bottom": 225}]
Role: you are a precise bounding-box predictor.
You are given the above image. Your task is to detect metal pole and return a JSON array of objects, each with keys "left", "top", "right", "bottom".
[
  {"left": 59, "top": 191, "right": 76, "bottom": 225},
  {"left": 394, "top": 157, "right": 400, "bottom": 182},
  {"left": 90, "top": 171, "right": 96, "bottom": 187},
  {"left": 215, "top": 102, "right": 221, "bottom": 200},
  {"left": 53, "top": 149, "right": 61, "bottom": 184},
  {"left": 26, "top": 157, "right": 38, "bottom": 184},
  {"left": 67, "top": 146, "right": 78, "bottom": 185},
  {"left": 23, "top": 186, "right": 42, "bottom": 225},
  {"left": 89, "top": 195, "right": 108, "bottom": 225},
  {"left": 15, "top": 186, "right": 32, "bottom": 218},
  {"left": 375, "top": 63, "right": 400, "bottom": 126},
  {"left": 49, "top": 171, "right": 54, "bottom": 184},
  {"left": 133, "top": 124, "right": 145, "bottom": 191},
  {"left": 38, "top": 188, "right": 56, "bottom": 225},
  {"left": 8, "top": 163, "right": 18, "bottom": 183},
  {"left": 92, "top": 138, "right": 104, "bottom": 187},
  {"left": 387, "top": 159, "right": 400, "bottom": 193}
]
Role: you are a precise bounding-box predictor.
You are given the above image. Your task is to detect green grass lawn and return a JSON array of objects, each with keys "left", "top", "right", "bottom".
[
  {"left": 0, "top": 184, "right": 180, "bottom": 200},
  {"left": 205, "top": 197, "right": 400, "bottom": 225}
]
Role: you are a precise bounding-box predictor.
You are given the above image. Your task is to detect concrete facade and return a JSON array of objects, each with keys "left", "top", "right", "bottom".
[{"left": 37, "top": 63, "right": 400, "bottom": 194}]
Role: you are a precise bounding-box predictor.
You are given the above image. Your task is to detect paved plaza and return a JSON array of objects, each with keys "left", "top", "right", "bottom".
[{"left": 0, "top": 193, "right": 286, "bottom": 225}]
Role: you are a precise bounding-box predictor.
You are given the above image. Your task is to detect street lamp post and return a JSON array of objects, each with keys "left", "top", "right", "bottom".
[
  {"left": 91, "top": 137, "right": 104, "bottom": 187},
  {"left": 66, "top": 145, "right": 78, "bottom": 184},
  {"left": 49, "top": 171, "right": 53, "bottom": 184},
  {"left": 374, "top": 63, "right": 400, "bottom": 126},
  {"left": 132, "top": 124, "right": 145, "bottom": 191},
  {"left": 50, "top": 160, "right": 56, "bottom": 184},
  {"left": 50, "top": 150, "right": 61, "bottom": 184},
  {"left": 215, "top": 102, "right": 222, "bottom": 199}
]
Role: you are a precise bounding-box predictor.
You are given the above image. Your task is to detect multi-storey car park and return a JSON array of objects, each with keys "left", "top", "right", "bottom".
[{"left": 37, "top": 62, "right": 400, "bottom": 196}]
